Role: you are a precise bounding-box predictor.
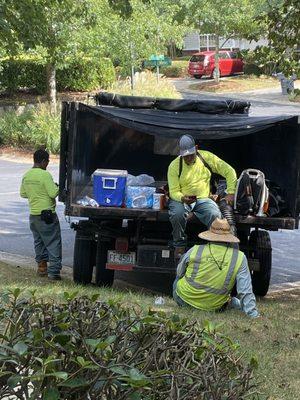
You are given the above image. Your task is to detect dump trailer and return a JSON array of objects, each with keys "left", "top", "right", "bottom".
[{"left": 59, "top": 94, "right": 300, "bottom": 296}]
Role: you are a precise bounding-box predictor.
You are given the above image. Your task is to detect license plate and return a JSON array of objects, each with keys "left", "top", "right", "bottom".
[{"left": 107, "top": 250, "right": 136, "bottom": 265}]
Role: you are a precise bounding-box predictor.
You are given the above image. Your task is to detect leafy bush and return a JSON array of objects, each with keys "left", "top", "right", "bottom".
[
  {"left": 57, "top": 58, "right": 115, "bottom": 91},
  {"left": 0, "top": 56, "right": 115, "bottom": 93},
  {"left": 240, "top": 48, "right": 295, "bottom": 77},
  {"left": 0, "top": 105, "right": 60, "bottom": 153},
  {"left": 110, "top": 71, "right": 181, "bottom": 98},
  {"left": 243, "top": 63, "right": 263, "bottom": 76},
  {"left": 160, "top": 60, "right": 188, "bottom": 78},
  {"left": 0, "top": 289, "right": 257, "bottom": 400},
  {"left": 289, "top": 88, "right": 300, "bottom": 102},
  {"left": 0, "top": 57, "right": 46, "bottom": 93}
]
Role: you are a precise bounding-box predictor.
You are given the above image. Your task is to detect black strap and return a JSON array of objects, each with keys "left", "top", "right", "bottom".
[{"left": 178, "top": 152, "right": 213, "bottom": 178}]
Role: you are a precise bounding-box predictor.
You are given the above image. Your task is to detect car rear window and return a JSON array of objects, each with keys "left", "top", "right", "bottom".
[{"left": 190, "top": 55, "right": 205, "bottom": 62}]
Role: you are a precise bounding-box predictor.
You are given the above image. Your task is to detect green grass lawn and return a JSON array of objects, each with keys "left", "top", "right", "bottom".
[
  {"left": 0, "top": 261, "right": 299, "bottom": 399},
  {"left": 189, "top": 75, "right": 281, "bottom": 93}
]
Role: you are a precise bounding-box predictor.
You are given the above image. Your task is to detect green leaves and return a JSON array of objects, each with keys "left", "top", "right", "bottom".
[
  {"left": 125, "top": 368, "right": 151, "bottom": 388},
  {"left": 49, "top": 372, "right": 69, "bottom": 380},
  {"left": 59, "top": 377, "right": 88, "bottom": 388},
  {"left": 259, "top": 0, "right": 300, "bottom": 76},
  {"left": 0, "top": 289, "right": 258, "bottom": 398},
  {"left": 185, "top": 0, "right": 261, "bottom": 38},
  {"left": 13, "top": 342, "right": 28, "bottom": 355},
  {"left": 43, "top": 387, "right": 60, "bottom": 400},
  {"left": 0, "top": 103, "right": 61, "bottom": 153}
]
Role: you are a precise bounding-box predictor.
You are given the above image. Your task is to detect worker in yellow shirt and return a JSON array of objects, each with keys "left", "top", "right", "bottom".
[
  {"left": 167, "top": 135, "right": 237, "bottom": 258},
  {"left": 20, "top": 149, "right": 62, "bottom": 280}
]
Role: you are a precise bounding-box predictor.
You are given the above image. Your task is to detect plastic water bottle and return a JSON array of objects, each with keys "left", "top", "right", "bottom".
[
  {"left": 86, "top": 196, "right": 99, "bottom": 207},
  {"left": 154, "top": 296, "right": 165, "bottom": 306}
]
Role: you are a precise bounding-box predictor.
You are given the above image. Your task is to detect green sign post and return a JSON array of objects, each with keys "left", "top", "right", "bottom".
[{"left": 144, "top": 55, "right": 172, "bottom": 81}]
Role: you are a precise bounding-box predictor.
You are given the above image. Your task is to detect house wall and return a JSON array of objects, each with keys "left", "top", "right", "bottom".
[{"left": 183, "top": 32, "right": 268, "bottom": 54}]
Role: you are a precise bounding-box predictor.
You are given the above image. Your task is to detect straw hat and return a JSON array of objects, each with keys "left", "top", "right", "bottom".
[{"left": 199, "top": 218, "right": 240, "bottom": 243}]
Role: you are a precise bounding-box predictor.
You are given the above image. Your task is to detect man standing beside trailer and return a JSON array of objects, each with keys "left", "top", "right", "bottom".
[
  {"left": 20, "top": 149, "right": 62, "bottom": 280},
  {"left": 167, "top": 134, "right": 237, "bottom": 258}
]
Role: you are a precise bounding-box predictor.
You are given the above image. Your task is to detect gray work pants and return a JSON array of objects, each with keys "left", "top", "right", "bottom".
[
  {"left": 29, "top": 213, "right": 62, "bottom": 277},
  {"left": 168, "top": 198, "right": 221, "bottom": 247}
]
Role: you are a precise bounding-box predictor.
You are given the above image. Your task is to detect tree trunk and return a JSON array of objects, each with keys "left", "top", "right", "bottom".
[
  {"left": 46, "top": 62, "right": 57, "bottom": 113},
  {"left": 214, "top": 35, "right": 220, "bottom": 83}
]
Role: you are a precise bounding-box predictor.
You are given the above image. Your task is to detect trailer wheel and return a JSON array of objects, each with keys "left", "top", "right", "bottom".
[
  {"left": 95, "top": 240, "right": 115, "bottom": 287},
  {"left": 249, "top": 230, "right": 272, "bottom": 296},
  {"left": 73, "top": 230, "right": 96, "bottom": 284}
]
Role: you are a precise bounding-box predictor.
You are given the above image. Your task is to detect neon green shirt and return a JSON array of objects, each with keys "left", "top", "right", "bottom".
[
  {"left": 167, "top": 150, "right": 237, "bottom": 202},
  {"left": 20, "top": 168, "right": 59, "bottom": 215}
]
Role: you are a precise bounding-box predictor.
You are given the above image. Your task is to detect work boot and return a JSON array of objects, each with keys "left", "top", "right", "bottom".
[
  {"left": 37, "top": 260, "right": 48, "bottom": 276},
  {"left": 174, "top": 246, "right": 186, "bottom": 262}
]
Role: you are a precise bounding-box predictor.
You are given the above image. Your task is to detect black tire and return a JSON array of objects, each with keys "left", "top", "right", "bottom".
[
  {"left": 249, "top": 230, "right": 272, "bottom": 296},
  {"left": 95, "top": 239, "right": 115, "bottom": 287},
  {"left": 194, "top": 74, "right": 202, "bottom": 79},
  {"left": 73, "top": 230, "right": 96, "bottom": 284}
]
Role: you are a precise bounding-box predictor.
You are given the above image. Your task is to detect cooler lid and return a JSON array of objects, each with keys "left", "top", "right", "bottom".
[{"left": 93, "top": 169, "right": 128, "bottom": 177}]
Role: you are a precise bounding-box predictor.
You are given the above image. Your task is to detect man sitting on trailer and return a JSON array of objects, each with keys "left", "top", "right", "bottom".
[
  {"left": 167, "top": 134, "right": 237, "bottom": 258},
  {"left": 173, "top": 218, "right": 259, "bottom": 318}
]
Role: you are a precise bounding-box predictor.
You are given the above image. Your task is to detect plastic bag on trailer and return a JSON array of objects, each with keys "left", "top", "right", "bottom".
[
  {"left": 127, "top": 174, "right": 155, "bottom": 187},
  {"left": 126, "top": 186, "right": 156, "bottom": 208}
]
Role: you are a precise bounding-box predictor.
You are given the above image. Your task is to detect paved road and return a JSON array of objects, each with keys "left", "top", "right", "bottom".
[
  {"left": 172, "top": 77, "right": 300, "bottom": 116},
  {"left": 0, "top": 158, "right": 299, "bottom": 286},
  {"left": 0, "top": 159, "right": 75, "bottom": 266}
]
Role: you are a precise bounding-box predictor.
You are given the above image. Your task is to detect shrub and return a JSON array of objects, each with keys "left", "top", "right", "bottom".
[
  {"left": 0, "top": 56, "right": 115, "bottom": 93},
  {"left": 241, "top": 48, "right": 279, "bottom": 76},
  {"left": 0, "top": 289, "right": 258, "bottom": 399},
  {"left": 289, "top": 88, "right": 300, "bottom": 102},
  {"left": 110, "top": 70, "right": 181, "bottom": 98},
  {"left": 0, "top": 104, "right": 60, "bottom": 153},
  {"left": 0, "top": 57, "right": 46, "bottom": 93},
  {"left": 57, "top": 58, "right": 115, "bottom": 91},
  {"left": 243, "top": 63, "right": 263, "bottom": 76},
  {"left": 160, "top": 60, "right": 188, "bottom": 78}
]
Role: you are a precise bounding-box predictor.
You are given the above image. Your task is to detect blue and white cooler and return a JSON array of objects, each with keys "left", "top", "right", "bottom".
[{"left": 93, "top": 169, "right": 128, "bottom": 207}]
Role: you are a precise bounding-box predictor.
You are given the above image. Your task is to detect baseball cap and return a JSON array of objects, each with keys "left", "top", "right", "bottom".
[{"left": 179, "top": 134, "right": 196, "bottom": 156}]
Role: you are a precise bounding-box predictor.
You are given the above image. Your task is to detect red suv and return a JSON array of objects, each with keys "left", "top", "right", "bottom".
[{"left": 188, "top": 50, "right": 244, "bottom": 79}]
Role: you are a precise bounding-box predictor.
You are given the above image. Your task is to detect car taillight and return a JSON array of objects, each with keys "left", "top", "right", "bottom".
[{"left": 115, "top": 237, "right": 129, "bottom": 253}]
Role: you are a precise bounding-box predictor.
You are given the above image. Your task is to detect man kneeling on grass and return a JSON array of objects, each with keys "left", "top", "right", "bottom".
[{"left": 173, "top": 218, "right": 259, "bottom": 318}]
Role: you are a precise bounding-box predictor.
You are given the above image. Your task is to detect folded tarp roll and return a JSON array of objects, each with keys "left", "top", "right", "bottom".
[
  {"left": 95, "top": 92, "right": 250, "bottom": 114},
  {"left": 95, "top": 92, "right": 156, "bottom": 109}
]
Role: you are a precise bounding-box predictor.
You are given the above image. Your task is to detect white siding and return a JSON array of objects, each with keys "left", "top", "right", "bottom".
[
  {"left": 183, "top": 34, "right": 268, "bottom": 52},
  {"left": 184, "top": 32, "right": 200, "bottom": 51}
]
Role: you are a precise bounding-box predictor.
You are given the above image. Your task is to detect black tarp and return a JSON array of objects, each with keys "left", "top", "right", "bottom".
[
  {"left": 80, "top": 99, "right": 296, "bottom": 139},
  {"left": 95, "top": 92, "right": 251, "bottom": 114}
]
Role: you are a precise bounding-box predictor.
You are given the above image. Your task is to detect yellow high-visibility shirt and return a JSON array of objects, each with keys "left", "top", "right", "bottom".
[
  {"left": 20, "top": 168, "right": 58, "bottom": 215},
  {"left": 167, "top": 150, "right": 237, "bottom": 202},
  {"left": 176, "top": 243, "right": 244, "bottom": 311}
]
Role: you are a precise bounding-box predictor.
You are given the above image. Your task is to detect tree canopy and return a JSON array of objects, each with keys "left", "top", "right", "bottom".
[{"left": 260, "top": 0, "right": 300, "bottom": 75}]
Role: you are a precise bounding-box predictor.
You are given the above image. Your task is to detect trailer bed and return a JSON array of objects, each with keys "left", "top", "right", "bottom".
[{"left": 68, "top": 204, "right": 296, "bottom": 230}]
